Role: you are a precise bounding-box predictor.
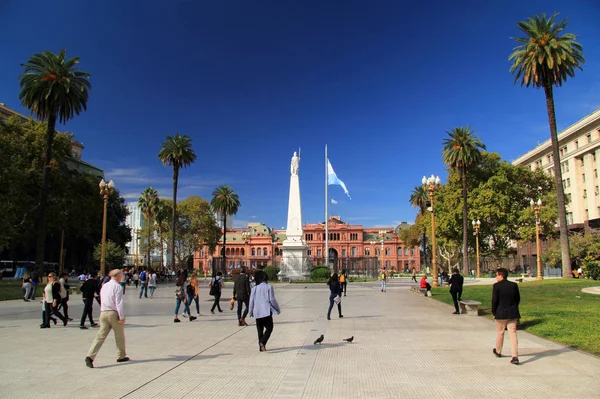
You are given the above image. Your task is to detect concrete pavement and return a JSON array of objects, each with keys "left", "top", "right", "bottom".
[{"left": 0, "top": 280, "right": 598, "bottom": 399}]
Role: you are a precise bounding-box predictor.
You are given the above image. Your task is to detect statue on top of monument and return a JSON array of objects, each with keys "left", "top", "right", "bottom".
[{"left": 291, "top": 151, "right": 300, "bottom": 176}]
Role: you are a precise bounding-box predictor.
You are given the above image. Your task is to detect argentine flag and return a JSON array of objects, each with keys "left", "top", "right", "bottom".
[{"left": 327, "top": 160, "right": 351, "bottom": 199}]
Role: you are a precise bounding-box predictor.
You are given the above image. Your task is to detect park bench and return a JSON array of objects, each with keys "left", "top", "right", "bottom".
[
  {"left": 410, "top": 286, "right": 429, "bottom": 297},
  {"left": 459, "top": 300, "right": 481, "bottom": 316}
]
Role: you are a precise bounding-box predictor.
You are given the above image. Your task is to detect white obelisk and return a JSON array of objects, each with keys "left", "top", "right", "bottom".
[{"left": 279, "top": 150, "right": 309, "bottom": 281}]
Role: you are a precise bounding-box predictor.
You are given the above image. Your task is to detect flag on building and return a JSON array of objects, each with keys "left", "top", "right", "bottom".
[
  {"left": 331, "top": 198, "right": 338, "bottom": 204},
  {"left": 327, "top": 159, "right": 351, "bottom": 199}
]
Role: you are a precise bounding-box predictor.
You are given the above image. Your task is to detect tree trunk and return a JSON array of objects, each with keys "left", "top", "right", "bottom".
[
  {"left": 222, "top": 214, "right": 227, "bottom": 275},
  {"left": 461, "top": 166, "right": 469, "bottom": 274},
  {"left": 35, "top": 114, "right": 57, "bottom": 274},
  {"left": 159, "top": 227, "right": 164, "bottom": 271},
  {"left": 147, "top": 218, "right": 152, "bottom": 269},
  {"left": 171, "top": 167, "right": 179, "bottom": 270},
  {"left": 544, "top": 83, "right": 572, "bottom": 278}
]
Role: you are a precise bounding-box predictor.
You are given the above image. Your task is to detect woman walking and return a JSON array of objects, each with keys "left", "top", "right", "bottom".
[
  {"left": 174, "top": 270, "right": 195, "bottom": 322},
  {"left": 248, "top": 271, "right": 281, "bottom": 352},
  {"left": 41, "top": 273, "right": 67, "bottom": 328},
  {"left": 187, "top": 273, "right": 200, "bottom": 316},
  {"left": 326, "top": 273, "right": 343, "bottom": 320},
  {"left": 209, "top": 272, "right": 224, "bottom": 314},
  {"left": 148, "top": 269, "right": 157, "bottom": 298}
]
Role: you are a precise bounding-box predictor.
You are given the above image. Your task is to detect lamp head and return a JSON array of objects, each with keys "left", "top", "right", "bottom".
[
  {"left": 435, "top": 176, "right": 441, "bottom": 186},
  {"left": 99, "top": 179, "right": 106, "bottom": 189},
  {"left": 108, "top": 180, "right": 115, "bottom": 189},
  {"left": 422, "top": 176, "right": 427, "bottom": 186},
  {"left": 537, "top": 199, "right": 542, "bottom": 206}
]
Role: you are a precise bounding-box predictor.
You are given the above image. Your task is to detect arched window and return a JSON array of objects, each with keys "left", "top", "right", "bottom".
[
  {"left": 251, "top": 248, "right": 255, "bottom": 256},
  {"left": 385, "top": 248, "right": 390, "bottom": 256},
  {"left": 263, "top": 247, "right": 268, "bottom": 256},
  {"left": 410, "top": 248, "right": 415, "bottom": 256},
  {"left": 351, "top": 247, "right": 357, "bottom": 256},
  {"left": 404, "top": 247, "right": 408, "bottom": 255},
  {"left": 397, "top": 247, "right": 402, "bottom": 256},
  {"left": 241, "top": 248, "right": 245, "bottom": 256},
  {"left": 257, "top": 248, "right": 262, "bottom": 256},
  {"left": 365, "top": 248, "right": 370, "bottom": 256},
  {"left": 226, "top": 248, "right": 231, "bottom": 256},
  {"left": 337, "top": 233, "right": 340, "bottom": 240}
]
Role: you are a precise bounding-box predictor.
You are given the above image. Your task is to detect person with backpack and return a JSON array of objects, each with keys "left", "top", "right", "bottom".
[
  {"left": 209, "top": 272, "right": 224, "bottom": 314},
  {"left": 380, "top": 269, "right": 387, "bottom": 292},
  {"left": 138, "top": 269, "right": 148, "bottom": 299},
  {"left": 339, "top": 270, "right": 347, "bottom": 296},
  {"left": 174, "top": 269, "right": 195, "bottom": 322},
  {"left": 233, "top": 267, "right": 251, "bottom": 326}
]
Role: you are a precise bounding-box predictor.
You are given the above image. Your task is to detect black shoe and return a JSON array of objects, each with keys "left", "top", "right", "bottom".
[
  {"left": 51, "top": 318, "right": 57, "bottom": 325},
  {"left": 327, "top": 314, "right": 331, "bottom": 320},
  {"left": 63, "top": 319, "right": 68, "bottom": 327},
  {"left": 510, "top": 357, "right": 519, "bottom": 365},
  {"left": 40, "top": 324, "right": 50, "bottom": 329},
  {"left": 259, "top": 343, "right": 266, "bottom": 352},
  {"left": 68, "top": 318, "right": 74, "bottom": 321},
  {"left": 210, "top": 310, "right": 215, "bottom": 314},
  {"left": 91, "top": 323, "right": 99, "bottom": 327},
  {"left": 85, "top": 356, "right": 94, "bottom": 368},
  {"left": 218, "top": 309, "right": 223, "bottom": 313},
  {"left": 117, "top": 357, "right": 130, "bottom": 363},
  {"left": 80, "top": 326, "right": 88, "bottom": 330},
  {"left": 174, "top": 318, "right": 181, "bottom": 323},
  {"left": 453, "top": 311, "right": 460, "bottom": 314},
  {"left": 493, "top": 348, "right": 502, "bottom": 358},
  {"left": 339, "top": 315, "right": 343, "bottom": 318},
  {"left": 189, "top": 316, "right": 197, "bottom": 321}
]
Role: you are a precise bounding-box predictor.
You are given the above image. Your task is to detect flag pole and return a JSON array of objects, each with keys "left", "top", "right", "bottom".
[{"left": 325, "top": 144, "right": 329, "bottom": 270}]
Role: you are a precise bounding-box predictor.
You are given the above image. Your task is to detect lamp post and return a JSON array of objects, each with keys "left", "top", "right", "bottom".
[
  {"left": 242, "top": 231, "right": 251, "bottom": 268},
  {"left": 472, "top": 219, "right": 481, "bottom": 278},
  {"left": 369, "top": 240, "right": 377, "bottom": 277},
  {"left": 99, "top": 179, "right": 114, "bottom": 276},
  {"left": 530, "top": 198, "right": 543, "bottom": 280},
  {"left": 422, "top": 174, "right": 441, "bottom": 287},
  {"left": 378, "top": 230, "right": 386, "bottom": 272},
  {"left": 135, "top": 228, "right": 141, "bottom": 267}
]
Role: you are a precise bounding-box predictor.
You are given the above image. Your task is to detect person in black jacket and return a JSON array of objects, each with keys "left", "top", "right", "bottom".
[
  {"left": 80, "top": 272, "right": 100, "bottom": 329},
  {"left": 326, "top": 273, "right": 343, "bottom": 320},
  {"left": 448, "top": 268, "right": 464, "bottom": 314},
  {"left": 233, "top": 267, "right": 251, "bottom": 326},
  {"left": 491, "top": 268, "right": 520, "bottom": 365}
]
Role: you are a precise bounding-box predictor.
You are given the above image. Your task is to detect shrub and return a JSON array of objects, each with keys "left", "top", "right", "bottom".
[
  {"left": 581, "top": 256, "right": 600, "bottom": 280},
  {"left": 310, "top": 266, "right": 331, "bottom": 281},
  {"left": 264, "top": 265, "right": 280, "bottom": 282}
]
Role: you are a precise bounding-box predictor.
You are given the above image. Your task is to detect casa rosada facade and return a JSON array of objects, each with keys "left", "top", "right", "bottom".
[{"left": 194, "top": 216, "right": 420, "bottom": 273}]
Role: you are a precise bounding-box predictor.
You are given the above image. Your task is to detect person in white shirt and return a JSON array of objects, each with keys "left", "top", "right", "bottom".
[
  {"left": 148, "top": 270, "right": 157, "bottom": 298},
  {"left": 85, "top": 269, "right": 128, "bottom": 368}
]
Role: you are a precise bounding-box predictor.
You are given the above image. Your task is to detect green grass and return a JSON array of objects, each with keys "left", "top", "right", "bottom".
[
  {"left": 0, "top": 280, "right": 43, "bottom": 301},
  {"left": 431, "top": 279, "right": 600, "bottom": 356}
]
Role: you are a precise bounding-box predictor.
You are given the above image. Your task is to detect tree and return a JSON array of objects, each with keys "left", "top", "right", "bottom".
[
  {"left": 442, "top": 126, "right": 486, "bottom": 273},
  {"left": 138, "top": 187, "right": 159, "bottom": 267},
  {"left": 158, "top": 134, "right": 197, "bottom": 268},
  {"left": 210, "top": 185, "right": 240, "bottom": 275},
  {"left": 154, "top": 199, "right": 171, "bottom": 269},
  {"left": 409, "top": 185, "right": 428, "bottom": 215},
  {"left": 509, "top": 13, "right": 585, "bottom": 278},
  {"left": 93, "top": 240, "right": 125, "bottom": 268},
  {"left": 18, "top": 49, "right": 91, "bottom": 272}
]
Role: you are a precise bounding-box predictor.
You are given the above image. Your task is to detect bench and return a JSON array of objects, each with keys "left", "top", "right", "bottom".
[
  {"left": 410, "top": 286, "right": 429, "bottom": 297},
  {"left": 459, "top": 300, "right": 481, "bottom": 316}
]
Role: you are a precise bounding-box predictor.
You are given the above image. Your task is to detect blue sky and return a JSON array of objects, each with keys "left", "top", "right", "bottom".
[{"left": 2, "top": 0, "right": 599, "bottom": 229}]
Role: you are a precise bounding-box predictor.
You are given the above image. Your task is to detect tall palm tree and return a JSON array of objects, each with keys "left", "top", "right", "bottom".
[
  {"left": 210, "top": 186, "right": 240, "bottom": 275},
  {"left": 18, "top": 49, "right": 91, "bottom": 272},
  {"left": 509, "top": 13, "right": 584, "bottom": 278},
  {"left": 138, "top": 187, "right": 159, "bottom": 267},
  {"left": 158, "top": 134, "right": 197, "bottom": 269},
  {"left": 409, "top": 185, "right": 429, "bottom": 215},
  {"left": 443, "top": 126, "right": 486, "bottom": 274}
]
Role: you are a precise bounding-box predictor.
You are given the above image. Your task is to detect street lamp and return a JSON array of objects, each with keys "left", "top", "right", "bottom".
[
  {"left": 472, "top": 219, "right": 481, "bottom": 278},
  {"left": 369, "top": 240, "right": 377, "bottom": 276},
  {"left": 242, "top": 231, "right": 251, "bottom": 268},
  {"left": 99, "top": 179, "right": 115, "bottom": 276},
  {"left": 378, "top": 230, "right": 386, "bottom": 272},
  {"left": 530, "top": 198, "right": 543, "bottom": 280},
  {"left": 135, "top": 228, "right": 141, "bottom": 267},
  {"left": 422, "top": 174, "right": 441, "bottom": 287}
]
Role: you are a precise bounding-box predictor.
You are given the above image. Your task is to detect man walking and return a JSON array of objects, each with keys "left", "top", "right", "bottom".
[
  {"left": 138, "top": 269, "right": 148, "bottom": 299},
  {"left": 248, "top": 271, "right": 281, "bottom": 352},
  {"left": 85, "top": 269, "right": 129, "bottom": 368},
  {"left": 448, "top": 268, "right": 464, "bottom": 314},
  {"left": 380, "top": 269, "right": 387, "bottom": 292},
  {"left": 492, "top": 268, "right": 520, "bottom": 365},
  {"left": 233, "top": 267, "right": 251, "bottom": 326},
  {"left": 80, "top": 272, "right": 100, "bottom": 329}
]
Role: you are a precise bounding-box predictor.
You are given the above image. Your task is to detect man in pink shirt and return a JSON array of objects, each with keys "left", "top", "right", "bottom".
[{"left": 85, "top": 269, "right": 128, "bottom": 368}]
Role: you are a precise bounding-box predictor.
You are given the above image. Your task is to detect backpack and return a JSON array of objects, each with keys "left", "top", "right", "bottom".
[
  {"left": 186, "top": 284, "right": 195, "bottom": 297},
  {"left": 140, "top": 272, "right": 147, "bottom": 282},
  {"left": 209, "top": 278, "right": 221, "bottom": 296},
  {"left": 339, "top": 274, "right": 345, "bottom": 283}
]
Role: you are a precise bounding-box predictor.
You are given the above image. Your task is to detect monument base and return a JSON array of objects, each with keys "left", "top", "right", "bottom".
[{"left": 278, "top": 240, "right": 310, "bottom": 282}]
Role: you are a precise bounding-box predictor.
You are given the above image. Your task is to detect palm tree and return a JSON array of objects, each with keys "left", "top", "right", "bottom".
[
  {"left": 210, "top": 186, "right": 240, "bottom": 275},
  {"left": 154, "top": 199, "right": 170, "bottom": 270},
  {"left": 443, "top": 126, "right": 486, "bottom": 274},
  {"left": 138, "top": 187, "right": 159, "bottom": 267},
  {"left": 158, "top": 134, "right": 197, "bottom": 269},
  {"left": 18, "top": 49, "right": 91, "bottom": 272},
  {"left": 409, "top": 186, "right": 429, "bottom": 215},
  {"left": 509, "top": 13, "right": 584, "bottom": 278}
]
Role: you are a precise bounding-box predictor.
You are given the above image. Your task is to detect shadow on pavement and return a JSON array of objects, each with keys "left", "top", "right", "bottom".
[
  {"left": 94, "top": 353, "right": 233, "bottom": 369},
  {"left": 519, "top": 347, "right": 573, "bottom": 365},
  {"left": 267, "top": 342, "right": 347, "bottom": 353}
]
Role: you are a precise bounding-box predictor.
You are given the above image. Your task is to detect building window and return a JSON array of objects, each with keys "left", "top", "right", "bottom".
[
  {"left": 583, "top": 189, "right": 587, "bottom": 199},
  {"left": 575, "top": 140, "right": 579, "bottom": 149},
  {"left": 594, "top": 152, "right": 597, "bottom": 162},
  {"left": 305, "top": 233, "right": 313, "bottom": 241},
  {"left": 587, "top": 133, "right": 592, "bottom": 143},
  {"left": 567, "top": 193, "right": 572, "bottom": 202},
  {"left": 546, "top": 155, "right": 551, "bottom": 164},
  {"left": 410, "top": 248, "right": 415, "bottom": 256},
  {"left": 199, "top": 248, "right": 204, "bottom": 256},
  {"left": 596, "top": 186, "right": 599, "bottom": 196},
  {"left": 581, "top": 157, "right": 585, "bottom": 167},
  {"left": 241, "top": 248, "right": 245, "bottom": 256},
  {"left": 567, "top": 178, "right": 571, "bottom": 187},
  {"left": 385, "top": 248, "right": 390, "bottom": 256},
  {"left": 375, "top": 249, "right": 380, "bottom": 256},
  {"left": 365, "top": 248, "right": 370, "bottom": 256},
  {"left": 251, "top": 248, "right": 255, "bottom": 256},
  {"left": 385, "top": 261, "right": 390, "bottom": 268},
  {"left": 351, "top": 247, "right": 357, "bottom": 256},
  {"left": 317, "top": 249, "right": 321, "bottom": 257},
  {"left": 307, "top": 248, "right": 312, "bottom": 256},
  {"left": 583, "top": 173, "right": 586, "bottom": 182},
  {"left": 342, "top": 249, "right": 346, "bottom": 257},
  {"left": 595, "top": 169, "right": 598, "bottom": 178},
  {"left": 263, "top": 247, "right": 267, "bottom": 256},
  {"left": 397, "top": 247, "right": 402, "bottom": 256},
  {"left": 404, "top": 248, "right": 409, "bottom": 255}
]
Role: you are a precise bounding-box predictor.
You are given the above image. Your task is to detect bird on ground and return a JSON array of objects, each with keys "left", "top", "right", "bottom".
[
  {"left": 343, "top": 336, "right": 354, "bottom": 343},
  {"left": 314, "top": 334, "right": 324, "bottom": 345}
]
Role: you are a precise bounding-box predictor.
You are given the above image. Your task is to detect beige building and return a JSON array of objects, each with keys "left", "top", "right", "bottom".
[{"left": 512, "top": 108, "right": 600, "bottom": 226}]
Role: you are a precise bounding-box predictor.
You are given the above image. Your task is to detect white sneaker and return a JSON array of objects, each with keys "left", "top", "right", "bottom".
[{"left": 182, "top": 313, "right": 188, "bottom": 318}]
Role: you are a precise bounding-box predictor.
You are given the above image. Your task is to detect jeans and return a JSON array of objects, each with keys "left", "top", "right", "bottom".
[
  {"left": 237, "top": 297, "right": 249, "bottom": 321},
  {"left": 139, "top": 283, "right": 148, "bottom": 298},
  {"left": 149, "top": 286, "right": 156, "bottom": 297},
  {"left": 30, "top": 282, "right": 38, "bottom": 299},
  {"left": 341, "top": 282, "right": 347, "bottom": 296},
  {"left": 23, "top": 282, "right": 32, "bottom": 300},
  {"left": 451, "top": 291, "right": 462, "bottom": 313},
  {"left": 256, "top": 314, "right": 273, "bottom": 348},
  {"left": 80, "top": 298, "right": 95, "bottom": 326},
  {"left": 175, "top": 297, "right": 190, "bottom": 316},
  {"left": 327, "top": 293, "right": 342, "bottom": 317},
  {"left": 187, "top": 295, "right": 199, "bottom": 314},
  {"left": 120, "top": 282, "right": 127, "bottom": 294},
  {"left": 381, "top": 280, "right": 387, "bottom": 292},
  {"left": 58, "top": 298, "right": 70, "bottom": 319},
  {"left": 411, "top": 276, "right": 417, "bottom": 283},
  {"left": 211, "top": 293, "right": 222, "bottom": 312}
]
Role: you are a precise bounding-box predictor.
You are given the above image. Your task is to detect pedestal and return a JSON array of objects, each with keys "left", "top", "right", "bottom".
[{"left": 279, "top": 240, "right": 309, "bottom": 282}]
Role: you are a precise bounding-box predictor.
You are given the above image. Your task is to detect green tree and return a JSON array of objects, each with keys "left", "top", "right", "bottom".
[
  {"left": 18, "top": 49, "right": 91, "bottom": 272},
  {"left": 210, "top": 185, "right": 240, "bottom": 275},
  {"left": 442, "top": 126, "right": 486, "bottom": 273},
  {"left": 158, "top": 134, "right": 197, "bottom": 268},
  {"left": 509, "top": 13, "right": 585, "bottom": 278},
  {"left": 93, "top": 240, "right": 125, "bottom": 269},
  {"left": 409, "top": 185, "right": 428, "bottom": 215},
  {"left": 138, "top": 187, "right": 159, "bottom": 266},
  {"left": 154, "top": 199, "right": 171, "bottom": 269}
]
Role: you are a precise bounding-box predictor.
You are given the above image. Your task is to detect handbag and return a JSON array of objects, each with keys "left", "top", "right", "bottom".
[
  {"left": 333, "top": 295, "right": 341, "bottom": 304},
  {"left": 230, "top": 297, "right": 235, "bottom": 310},
  {"left": 209, "top": 278, "right": 220, "bottom": 296}
]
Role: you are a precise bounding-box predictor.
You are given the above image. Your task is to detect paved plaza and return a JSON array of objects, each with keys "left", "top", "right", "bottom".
[{"left": 0, "top": 279, "right": 599, "bottom": 399}]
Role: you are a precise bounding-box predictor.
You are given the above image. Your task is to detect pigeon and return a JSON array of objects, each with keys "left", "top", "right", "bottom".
[
  {"left": 314, "top": 334, "right": 324, "bottom": 345},
  {"left": 343, "top": 336, "right": 354, "bottom": 343}
]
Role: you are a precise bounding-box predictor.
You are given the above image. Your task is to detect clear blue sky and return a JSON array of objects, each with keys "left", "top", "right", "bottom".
[{"left": 2, "top": 0, "right": 599, "bottom": 229}]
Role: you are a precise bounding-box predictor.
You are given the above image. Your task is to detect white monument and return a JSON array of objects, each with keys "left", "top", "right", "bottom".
[{"left": 279, "top": 151, "right": 309, "bottom": 281}]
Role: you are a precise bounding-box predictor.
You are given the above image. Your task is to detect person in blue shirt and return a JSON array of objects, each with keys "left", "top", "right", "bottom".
[{"left": 248, "top": 271, "right": 281, "bottom": 352}]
